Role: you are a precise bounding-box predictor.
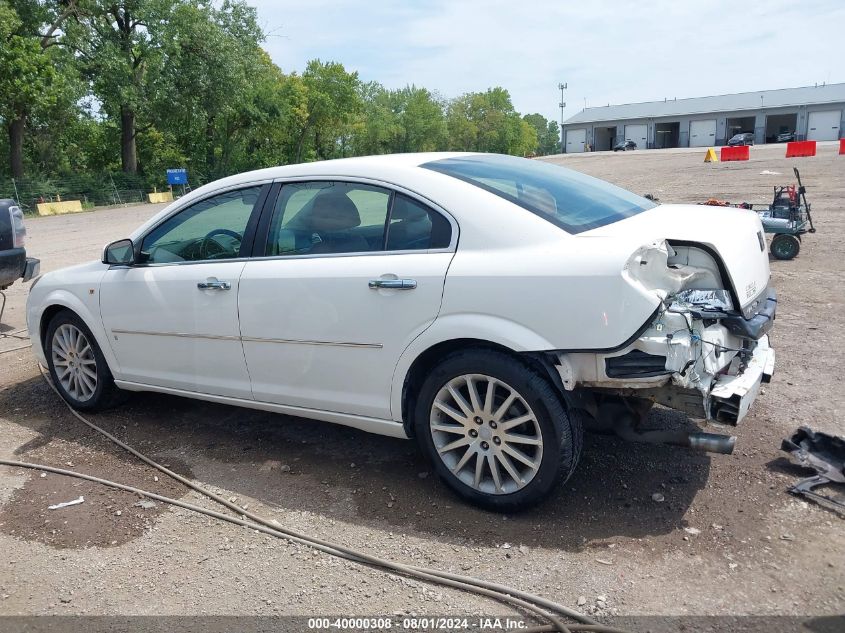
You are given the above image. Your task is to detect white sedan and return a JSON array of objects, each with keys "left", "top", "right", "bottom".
[{"left": 26, "top": 153, "right": 776, "bottom": 510}]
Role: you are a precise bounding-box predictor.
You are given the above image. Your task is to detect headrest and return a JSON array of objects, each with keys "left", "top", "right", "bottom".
[{"left": 309, "top": 190, "right": 361, "bottom": 231}]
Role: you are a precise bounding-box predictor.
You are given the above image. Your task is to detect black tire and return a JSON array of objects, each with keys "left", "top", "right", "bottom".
[
  {"left": 45, "top": 310, "right": 124, "bottom": 411},
  {"left": 413, "top": 349, "right": 583, "bottom": 512},
  {"left": 771, "top": 233, "right": 800, "bottom": 260}
]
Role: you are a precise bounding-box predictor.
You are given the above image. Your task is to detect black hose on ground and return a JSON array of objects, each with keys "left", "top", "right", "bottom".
[{"left": 5, "top": 365, "right": 634, "bottom": 633}]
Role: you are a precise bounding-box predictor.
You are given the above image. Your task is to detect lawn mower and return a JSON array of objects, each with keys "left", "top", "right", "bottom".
[{"left": 702, "top": 168, "right": 815, "bottom": 260}]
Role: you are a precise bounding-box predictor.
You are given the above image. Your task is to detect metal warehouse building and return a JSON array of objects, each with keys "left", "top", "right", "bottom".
[{"left": 562, "top": 83, "right": 845, "bottom": 153}]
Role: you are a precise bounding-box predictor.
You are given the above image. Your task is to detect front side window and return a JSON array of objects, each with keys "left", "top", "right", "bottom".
[
  {"left": 141, "top": 187, "right": 262, "bottom": 263},
  {"left": 422, "top": 154, "right": 656, "bottom": 234}
]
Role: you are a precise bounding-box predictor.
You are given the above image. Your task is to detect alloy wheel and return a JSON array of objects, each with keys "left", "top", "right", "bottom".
[
  {"left": 51, "top": 323, "right": 98, "bottom": 402},
  {"left": 429, "top": 374, "right": 543, "bottom": 495}
]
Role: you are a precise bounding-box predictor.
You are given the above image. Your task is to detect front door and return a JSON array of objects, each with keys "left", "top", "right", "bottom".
[
  {"left": 238, "top": 181, "right": 456, "bottom": 419},
  {"left": 100, "top": 185, "right": 266, "bottom": 398}
]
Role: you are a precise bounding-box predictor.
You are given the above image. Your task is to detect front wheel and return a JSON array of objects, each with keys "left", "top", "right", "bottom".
[
  {"left": 414, "top": 350, "right": 582, "bottom": 511},
  {"left": 45, "top": 310, "right": 123, "bottom": 411},
  {"left": 771, "top": 233, "right": 800, "bottom": 260}
]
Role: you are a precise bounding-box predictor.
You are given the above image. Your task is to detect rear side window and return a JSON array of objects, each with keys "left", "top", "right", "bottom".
[
  {"left": 264, "top": 183, "right": 453, "bottom": 256},
  {"left": 386, "top": 194, "right": 452, "bottom": 251},
  {"left": 266, "top": 182, "right": 390, "bottom": 256},
  {"left": 422, "top": 154, "right": 655, "bottom": 234}
]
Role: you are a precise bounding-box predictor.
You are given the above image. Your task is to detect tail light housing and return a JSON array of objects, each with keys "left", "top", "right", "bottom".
[{"left": 8, "top": 205, "right": 25, "bottom": 248}]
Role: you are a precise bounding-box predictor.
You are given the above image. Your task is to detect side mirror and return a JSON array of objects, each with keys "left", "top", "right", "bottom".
[{"left": 102, "top": 238, "right": 135, "bottom": 265}]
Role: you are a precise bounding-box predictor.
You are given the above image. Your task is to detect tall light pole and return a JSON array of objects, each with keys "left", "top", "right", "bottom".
[{"left": 558, "top": 82, "right": 567, "bottom": 152}]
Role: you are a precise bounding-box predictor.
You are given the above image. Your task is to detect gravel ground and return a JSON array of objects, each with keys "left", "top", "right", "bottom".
[{"left": 0, "top": 144, "right": 843, "bottom": 629}]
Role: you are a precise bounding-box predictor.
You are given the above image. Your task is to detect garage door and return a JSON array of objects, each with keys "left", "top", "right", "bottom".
[
  {"left": 624, "top": 124, "right": 647, "bottom": 149},
  {"left": 807, "top": 110, "right": 841, "bottom": 141},
  {"left": 689, "top": 119, "right": 717, "bottom": 147},
  {"left": 565, "top": 128, "right": 586, "bottom": 153}
]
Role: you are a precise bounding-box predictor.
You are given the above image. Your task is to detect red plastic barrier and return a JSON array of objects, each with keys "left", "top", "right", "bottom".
[
  {"left": 720, "top": 145, "right": 750, "bottom": 161},
  {"left": 785, "top": 140, "right": 816, "bottom": 157},
  {"left": 839, "top": 138, "right": 845, "bottom": 155}
]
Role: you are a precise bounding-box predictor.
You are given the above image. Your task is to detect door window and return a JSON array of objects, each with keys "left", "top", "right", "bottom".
[
  {"left": 385, "top": 194, "right": 452, "bottom": 250},
  {"left": 265, "top": 183, "right": 453, "bottom": 256},
  {"left": 266, "top": 182, "right": 391, "bottom": 256},
  {"left": 141, "top": 187, "right": 262, "bottom": 264}
]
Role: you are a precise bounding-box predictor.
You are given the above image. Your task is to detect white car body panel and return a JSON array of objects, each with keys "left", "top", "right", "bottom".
[
  {"left": 585, "top": 204, "right": 770, "bottom": 312},
  {"left": 26, "top": 152, "right": 776, "bottom": 438},
  {"left": 26, "top": 261, "right": 112, "bottom": 369},
  {"left": 99, "top": 261, "right": 252, "bottom": 398},
  {"left": 239, "top": 252, "right": 453, "bottom": 419}
]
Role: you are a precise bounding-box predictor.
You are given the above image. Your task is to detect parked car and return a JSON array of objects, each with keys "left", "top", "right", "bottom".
[
  {"left": 613, "top": 140, "right": 637, "bottom": 151},
  {"left": 776, "top": 131, "right": 796, "bottom": 143},
  {"left": 27, "top": 153, "right": 776, "bottom": 510},
  {"left": 728, "top": 133, "right": 755, "bottom": 146},
  {"left": 0, "top": 199, "right": 39, "bottom": 292}
]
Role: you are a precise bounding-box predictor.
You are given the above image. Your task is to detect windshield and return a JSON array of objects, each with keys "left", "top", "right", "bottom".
[{"left": 422, "top": 154, "right": 656, "bottom": 234}]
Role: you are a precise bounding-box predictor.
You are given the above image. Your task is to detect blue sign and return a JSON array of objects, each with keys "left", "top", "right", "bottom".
[{"left": 166, "top": 168, "right": 188, "bottom": 185}]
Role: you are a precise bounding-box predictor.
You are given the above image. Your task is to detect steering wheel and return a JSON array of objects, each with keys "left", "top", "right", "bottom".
[{"left": 199, "top": 228, "right": 243, "bottom": 259}]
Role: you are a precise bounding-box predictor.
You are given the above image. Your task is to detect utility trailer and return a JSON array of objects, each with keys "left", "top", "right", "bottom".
[{"left": 702, "top": 168, "right": 815, "bottom": 260}]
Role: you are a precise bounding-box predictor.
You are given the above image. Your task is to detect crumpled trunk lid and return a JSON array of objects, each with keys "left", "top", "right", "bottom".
[{"left": 581, "top": 204, "right": 771, "bottom": 312}]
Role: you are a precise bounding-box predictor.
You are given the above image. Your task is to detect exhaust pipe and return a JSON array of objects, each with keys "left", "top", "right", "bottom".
[
  {"left": 598, "top": 408, "right": 737, "bottom": 455},
  {"left": 686, "top": 432, "right": 736, "bottom": 455},
  {"left": 612, "top": 420, "right": 736, "bottom": 455}
]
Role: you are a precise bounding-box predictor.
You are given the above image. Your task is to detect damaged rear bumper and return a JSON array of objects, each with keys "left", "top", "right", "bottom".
[
  {"left": 709, "top": 335, "right": 775, "bottom": 423},
  {"left": 552, "top": 288, "right": 777, "bottom": 425}
]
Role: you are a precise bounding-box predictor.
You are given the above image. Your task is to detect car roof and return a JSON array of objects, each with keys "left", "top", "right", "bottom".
[{"left": 207, "top": 152, "right": 477, "bottom": 186}]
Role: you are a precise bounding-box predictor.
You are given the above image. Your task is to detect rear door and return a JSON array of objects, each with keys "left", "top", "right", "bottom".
[{"left": 238, "top": 180, "right": 456, "bottom": 420}]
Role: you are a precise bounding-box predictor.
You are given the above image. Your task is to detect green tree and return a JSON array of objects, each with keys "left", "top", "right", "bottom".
[
  {"left": 65, "top": 0, "right": 175, "bottom": 174},
  {"left": 154, "top": 0, "right": 265, "bottom": 179},
  {"left": 447, "top": 87, "right": 535, "bottom": 155},
  {"left": 0, "top": 0, "right": 76, "bottom": 178},
  {"left": 523, "top": 113, "right": 560, "bottom": 155},
  {"left": 294, "top": 60, "right": 361, "bottom": 161}
]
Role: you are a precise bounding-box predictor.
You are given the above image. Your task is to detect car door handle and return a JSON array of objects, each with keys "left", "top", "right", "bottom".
[
  {"left": 197, "top": 280, "right": 231, "bottom": 290},
  {"left": 368, "top": 278, "right": 417, "bottom": 290}
]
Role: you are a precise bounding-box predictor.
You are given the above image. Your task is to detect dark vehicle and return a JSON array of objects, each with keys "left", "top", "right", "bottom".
[
  {"left": 0, "top": 199, "right": 39, "bottom": 293},
  {"left": 728, "top": 133, "right": 755, "bottom": 146},
  {"left": 776, "top": 131, "right": 796, "bottom": 143},
  {"left": 613, "top": 140, "right": 637, "bottom": 151}
]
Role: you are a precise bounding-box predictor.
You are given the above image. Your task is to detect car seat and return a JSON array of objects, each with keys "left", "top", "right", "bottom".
[{"left": 305, "top": 190, "right": 371, "bottom": 254}]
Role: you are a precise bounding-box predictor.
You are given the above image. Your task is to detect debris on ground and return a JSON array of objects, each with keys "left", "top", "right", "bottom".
[
  {"left": 651, "top": 492, "right": 665, "bottom": 502},
  {"left": 133, "top": 499, "right": 156, "bottom": 509},
  {"left": 781, "top": 426, "right": 845, "bottom": 515},
  {"left": 47, "top": 496, "right": 84, "bottom": 510}
]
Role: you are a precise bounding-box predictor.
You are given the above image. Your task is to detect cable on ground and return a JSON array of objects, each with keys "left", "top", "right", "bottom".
[{"left": 0, "top": 365, "right": 635, "bottom": 633}]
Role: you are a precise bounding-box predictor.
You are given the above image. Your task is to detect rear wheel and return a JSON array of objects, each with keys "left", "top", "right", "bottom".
[
  {"left": 414, "top": 349, "right": 582, "bottom": 511},
  {"left": 771, "top": 233, "right": 800, "bottom": 260},
  {"left": 45, "top": 310, "right": 122, "bottom": 411}
]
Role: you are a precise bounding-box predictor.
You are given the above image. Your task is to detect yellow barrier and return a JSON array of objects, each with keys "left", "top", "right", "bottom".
[
  {"left": 36, "top": 200, "right": 84, "bottom": 216},
  {"left": 148, "top": 191, "right": 174, "bottom": 203},
  {"left": 704, "top": 148, "right": 719, "bottom": 163}
]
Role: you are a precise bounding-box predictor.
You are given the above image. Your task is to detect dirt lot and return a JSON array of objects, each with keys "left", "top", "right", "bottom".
[{"left": 0, "top": 144, "right": 843, "bottom": 629}]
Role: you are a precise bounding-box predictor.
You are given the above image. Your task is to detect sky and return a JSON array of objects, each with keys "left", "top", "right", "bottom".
[{"left": 250, "top": 0, "right": 845, "bottom": 123}]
